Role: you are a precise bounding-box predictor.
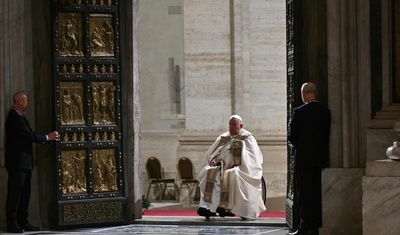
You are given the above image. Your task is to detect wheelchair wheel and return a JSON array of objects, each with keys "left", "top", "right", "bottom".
[{"left": 261, "top": 176, "right": 267, "bottom": 205}]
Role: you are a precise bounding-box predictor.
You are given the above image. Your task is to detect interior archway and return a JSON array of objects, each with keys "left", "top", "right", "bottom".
[{"left": 139, "top": 0, "right": 288, "bottom": 215}]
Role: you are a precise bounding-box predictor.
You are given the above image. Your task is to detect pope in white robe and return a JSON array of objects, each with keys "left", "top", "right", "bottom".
[{"left": 197, "top": 115, "right": 266, "bottom": 219}]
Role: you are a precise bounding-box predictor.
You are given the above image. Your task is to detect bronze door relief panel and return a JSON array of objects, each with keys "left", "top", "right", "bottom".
[{"left": 52, "top": 0, "right": 128, "bottom": 227}]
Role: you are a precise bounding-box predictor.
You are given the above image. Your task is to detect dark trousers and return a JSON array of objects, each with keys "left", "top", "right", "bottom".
[
  {"left": 295, "top": 167, "right": 322, "bottom": 229},
  {"left": 6, "top": 168, "right": 32, "bottom": 226}
]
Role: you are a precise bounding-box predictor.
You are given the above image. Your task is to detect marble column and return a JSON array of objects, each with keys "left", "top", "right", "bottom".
[{"left": 323, "top": 0, "right": 371, "bottom": 234}]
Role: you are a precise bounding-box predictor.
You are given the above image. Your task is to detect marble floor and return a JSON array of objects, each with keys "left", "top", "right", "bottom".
[
  {"left": 0, "top": 224, "right": 290, "bottom": 235},
  {"left": 0, "top": 202, "right": 290, "bottom": 234}
]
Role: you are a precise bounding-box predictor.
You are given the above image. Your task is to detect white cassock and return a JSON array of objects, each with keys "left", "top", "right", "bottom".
[{"left": 197, "top": 129, "right": 266, "bottom": 219}]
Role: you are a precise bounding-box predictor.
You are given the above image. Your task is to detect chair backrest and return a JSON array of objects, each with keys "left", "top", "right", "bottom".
[
  {"left": 177, "top": 157, "right": 194, "bottom": 180},
  {"left": 146, "top": 156, "right": 162, "bottom": 180}
]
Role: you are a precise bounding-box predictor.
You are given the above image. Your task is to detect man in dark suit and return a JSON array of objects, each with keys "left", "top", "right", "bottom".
[
  {"left": 5, "top": 90, "right": 59, "bottom": 233},
  {"left": 288, "top": 82, "right": 331, "bottom": 235}
]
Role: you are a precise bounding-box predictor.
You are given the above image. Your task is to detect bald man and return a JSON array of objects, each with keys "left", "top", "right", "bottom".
[
  {"left": 5, "top": 90, "right": 59, "bottom": 233},
  {"left": 197, "top": 115, "right": 266, "bottom": 219},
  {"left": 288, "top": 82, "right": 331, "bottom": 235}
]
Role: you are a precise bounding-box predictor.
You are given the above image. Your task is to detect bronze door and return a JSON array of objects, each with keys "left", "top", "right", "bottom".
[
  {"left": 286, "top": 0, "right": 301, "bottom": 231},
  {"left": 52, "top": 0, "right": 129, "bottom": 228}
]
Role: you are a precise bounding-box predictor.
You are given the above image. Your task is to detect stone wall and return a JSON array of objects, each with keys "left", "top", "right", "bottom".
[{"left": 0, "top": 0, "right": 41, "bottom": 229}]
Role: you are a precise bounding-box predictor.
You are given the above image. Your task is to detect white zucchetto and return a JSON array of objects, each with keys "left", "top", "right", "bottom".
[{"left": 230, "top": 115, "right": 243, "bottom": 122}]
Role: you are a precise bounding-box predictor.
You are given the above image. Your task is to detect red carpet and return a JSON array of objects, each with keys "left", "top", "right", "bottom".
[{"left": 143, "top": 210, "right": 285, "bottom": 218}]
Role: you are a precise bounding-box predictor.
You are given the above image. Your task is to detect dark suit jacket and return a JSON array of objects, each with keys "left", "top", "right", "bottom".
[
  {"left": 288, "top": 102, "right": 331, "bottom": 168},
  {"left": 5, "top": 108, "right": 47, "bottom": 170}
]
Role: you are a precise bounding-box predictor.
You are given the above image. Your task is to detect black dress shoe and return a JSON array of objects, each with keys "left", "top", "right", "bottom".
[
  {"left": 7, "top": 224, "right": 24, "bottom": 233},
  {"left": 216, "top": 207, "right": 235, "bottom": 217},
  {"left": 197, "top": 207, "right": 216, "bottom": 217},
  {"left": 19, "top": 223, "right": 40, "bottom": 231}
]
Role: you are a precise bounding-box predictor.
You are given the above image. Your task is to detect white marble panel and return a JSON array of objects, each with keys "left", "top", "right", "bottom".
[
  {"left": 321, "top": 168, "right": 363, "bottom": 235},
  {"left": 363, "top": 177, "right": 400, "bottom": 235}
]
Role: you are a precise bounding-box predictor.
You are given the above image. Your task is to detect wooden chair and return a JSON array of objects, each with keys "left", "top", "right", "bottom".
[
  {"left": 145, "top": 156, "right": 176, "bottom": 201},
  {"left": 177, "top": 157, "right": 199, "bottom": 204}
]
